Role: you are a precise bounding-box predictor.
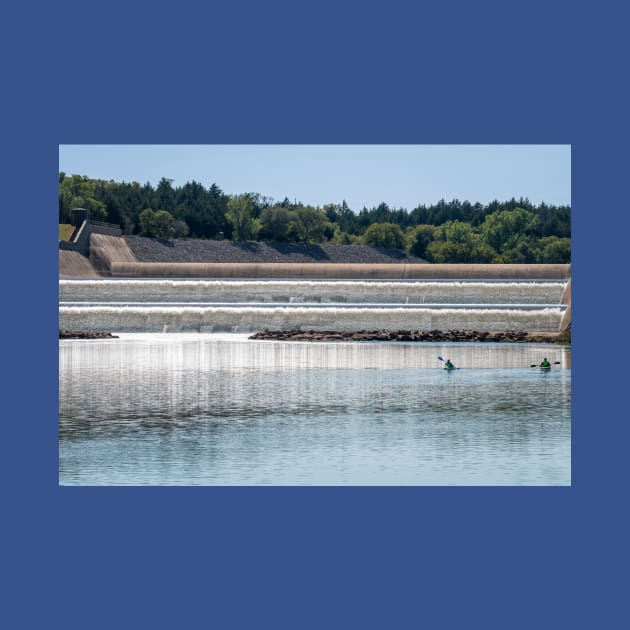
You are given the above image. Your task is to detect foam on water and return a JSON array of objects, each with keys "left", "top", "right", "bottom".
[
  {"left": 59, "top": 279, "right": 567, "bottom": 305},
  {"left": 59, "top": 304, "right": 564, "bottom": 332},
  {"left": 59, "top": 278, "right": 568, "bottom": 333}
]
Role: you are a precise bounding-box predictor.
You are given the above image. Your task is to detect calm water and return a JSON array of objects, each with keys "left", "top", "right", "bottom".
[{"left": 59, "top": 334, "right": 571, "bottom": 485}]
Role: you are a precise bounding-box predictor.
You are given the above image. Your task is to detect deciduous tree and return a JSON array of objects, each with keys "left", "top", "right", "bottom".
[
  {"left": 480, "top": 208, "right": 539, "bottom": 253},
  {"left": 362, "top": 222, "right": 405, "bottom": 249},
  {"left": 260, "top": 206, "right": 293, "bottom": 241},
  {"left": 226, "top": 194, "right": 261, "bottom": 240},
  {"left": 139, "top": 208, "right": 175, "bottom": 239},
  {"left": 290, "top": 207, "right": 329, "bottom": 243}
]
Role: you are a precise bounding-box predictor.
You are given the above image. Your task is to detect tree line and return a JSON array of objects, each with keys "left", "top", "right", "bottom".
[{"left": 59, "top": 173, "right": 571, "bottom": 263}]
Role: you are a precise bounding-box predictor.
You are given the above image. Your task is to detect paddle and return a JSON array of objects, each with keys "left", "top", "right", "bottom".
[{"left": 530, "top": 361, "right": 561, "bottom": 367}]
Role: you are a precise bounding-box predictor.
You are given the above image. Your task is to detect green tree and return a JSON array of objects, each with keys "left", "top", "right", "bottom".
[
  {"left": 534, "top": 236, "right": 571, "bottom": 263},
  {"left": 139, "top": 208, "right": 175, "bottom": 239},
  {"left": 437, "top": 219, "right": 476, "bottom": 243},
  {"left": 490, "top": 237, "right": 537, "bottom": 263},
  {"left": 259, "top": 205, "right": 293, "bottom": 241},
  {"left": 425, "top": 240, "right": 471, "bottom": 263},
  {"left": 58, "top": 174, "right": 108, "bottom": 223},
  {"left": 469, "top": 242, "right": 498, "bottom": 263},
  {"left": 425, "top": 220, "right": 496, "bottom": 263},
  {"left": 175, "top": 181, "right": 229, "bottom": 238},
  {"left": 480, "top": 208, "right": 539, "bottom": 254},
  {"left": 226, "top": 194, "right": 261, "bottom": 240},
  {"left": 290, "top": 207, "right": 329, "bottom": 243},
  {"left": 406, "top": 224, "right": 436, "bottom": 258},
  {"left": 331, "top": 229, "right": 360, "bottom": 245},
  {"left": 362, "top": 222, "right": 405, "bottom": 249},
  {"left": 324, "top": 200, "right": 358, "bottom": 234},
  {"left": 156, "top": 177, "right": 176, "bottom": 213},
  {"left": 58, "top": 171, "right": 571, "bottom": 258}
]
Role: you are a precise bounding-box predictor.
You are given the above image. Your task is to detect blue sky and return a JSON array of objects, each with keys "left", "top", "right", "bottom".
[{"left": 59, "top": 145, "right": 571, "bottom": 211}]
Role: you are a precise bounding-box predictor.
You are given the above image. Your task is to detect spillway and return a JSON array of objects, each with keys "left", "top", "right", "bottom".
[
  {"left": 59, "top": 279, "right": 565, "bottom": 305},
  {"left": 59, "top": 304, "right": 564, "bottom": 332},
  {"left": 59, "top": 277, "right": 568, "bottom": 333}
]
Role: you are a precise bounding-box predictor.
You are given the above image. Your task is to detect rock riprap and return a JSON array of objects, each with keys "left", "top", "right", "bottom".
[
  {"left": 59, "top": 330, "right": 119, "bottom": 340},
  {"left": 249, "top": 329, "right": 556, "bottom": 342}
]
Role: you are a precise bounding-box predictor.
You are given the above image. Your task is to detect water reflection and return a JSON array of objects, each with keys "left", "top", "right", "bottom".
[{"left": 59, "top": 334, "right": 571, "bottom": 486}]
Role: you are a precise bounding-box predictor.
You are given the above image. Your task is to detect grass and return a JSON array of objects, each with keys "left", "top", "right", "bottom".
[{"left": 59, "top": 224, "right": 74, "bottom": 241}]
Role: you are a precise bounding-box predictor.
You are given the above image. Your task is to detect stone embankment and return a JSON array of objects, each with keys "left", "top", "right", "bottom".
[
  {"left": 59, "top": 330, "right": 119, "bottom": 340},
  {"left": 249, "top": 329, "right": 560, "bottom": 343},
  {"left": 124, "top": 237, "right": 426, "bottom": 264}
]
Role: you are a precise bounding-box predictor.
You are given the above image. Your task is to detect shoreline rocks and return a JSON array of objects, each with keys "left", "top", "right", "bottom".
[
  {"left": 249, "top": 329, "right": 562, "bottom": 343},
  {"left": 58, "top": 329, "right": 565, "bottom": 343},
  {"left": 59, "top": 330, "right": 119, "bottom": 340}
]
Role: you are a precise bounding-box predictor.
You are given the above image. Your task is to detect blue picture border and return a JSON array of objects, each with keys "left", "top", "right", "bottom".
[{"left": 5, "top": 1, "right": 621, "bottom": 628}]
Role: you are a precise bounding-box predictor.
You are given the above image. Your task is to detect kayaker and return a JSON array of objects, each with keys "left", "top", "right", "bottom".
[
  {"left": 445, "top": 359, "right": 455, "bottom": 370},
  {"left": 540, "top": 358, "right": 551, "bottom": 368}
]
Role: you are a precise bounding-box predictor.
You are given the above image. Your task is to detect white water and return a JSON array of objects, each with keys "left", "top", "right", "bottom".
[
  {"left": 59, "top": 305, "right": 564, "bottom": 332},
  {"left": 59, "top": 279, "right": 566, "bottom": 304},
  {"left": 59, "top": 278, "right": 567, "bottom": 333}
]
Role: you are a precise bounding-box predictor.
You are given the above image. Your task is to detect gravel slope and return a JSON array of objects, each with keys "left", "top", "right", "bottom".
[{"left": 124, "top": 237, "right": 428, "bottom": 264}]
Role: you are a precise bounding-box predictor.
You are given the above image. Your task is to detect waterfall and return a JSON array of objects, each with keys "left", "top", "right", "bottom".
[
  {"left": 60, "top": 279, "right": 566, "bottom": 305},
  {"left": 59, "top": 278, "right": 568, "bottom": 333},
  {"left": 59, "top": 304, "right": 565, "bottom": 333}
]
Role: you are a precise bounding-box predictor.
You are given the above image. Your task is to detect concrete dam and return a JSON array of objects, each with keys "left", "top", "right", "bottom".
[
  {"left": 59, "top": 233, "right": 570, "bottom": 334},
  {"left": 59, "top": 277, "right": 570, "bottom": 334}
]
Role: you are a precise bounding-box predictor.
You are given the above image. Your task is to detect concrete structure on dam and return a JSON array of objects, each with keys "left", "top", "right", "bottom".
[
  {"left": 59, "top": 231, "right": 572, "bottom": 333},
  {"left": 108, "top": 261, "right": 570, "bottom": 280},
  {"left": 60, "top": 231, "right": 570, "bottom": 281}
]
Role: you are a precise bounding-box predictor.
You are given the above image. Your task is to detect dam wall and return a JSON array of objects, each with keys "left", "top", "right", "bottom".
[
  {"left": 59, "top": 220, "right": 122, "bottom": 257},
  {"left": 60, "top": 238, "right": 571, "bottom": 333},
  {"left": 59, "top": 251, "right": 100, "bottom": 278},
  {"left": 59, "top": 276, "right": 569, "bottom": 333},
  {"left": 89, "top": 234, "right": 138, "bottom": 275},
  {"left": 59, "top": 305, "right": 565, "bottom": 333},
  {"left": 60, "top": 279, "right": 567, "bottom": 305},
  {"left": 109, "top": 262, "right": 570, "bottom": 280},
  {"left": 559, "top": 278, "right": 571, "bottom": 332},
  {"left": 59, "top": 222, "right": 130, "bottom": 277}
]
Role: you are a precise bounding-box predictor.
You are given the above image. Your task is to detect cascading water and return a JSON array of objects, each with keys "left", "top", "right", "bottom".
[
  {"left": 60, "top": 279, "right": 565, "bottom": 304},
  {"left": 59, "top": 278, "right": 568, "bottom": 333}
]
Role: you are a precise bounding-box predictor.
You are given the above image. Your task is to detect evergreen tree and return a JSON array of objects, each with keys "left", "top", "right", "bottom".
[{"left": 58, "top": 172, "right": 570, "bottom": 263}]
